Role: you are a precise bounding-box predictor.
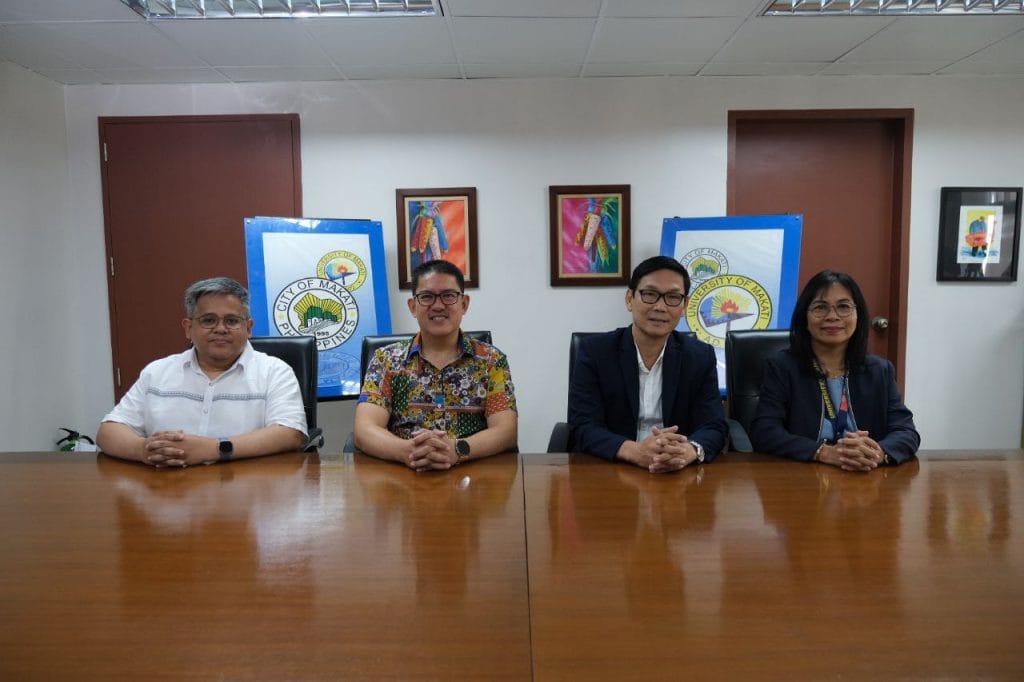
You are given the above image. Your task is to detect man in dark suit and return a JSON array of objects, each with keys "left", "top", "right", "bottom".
[{"left": 569, "top": 256, "right": 727, "bottom": 473}]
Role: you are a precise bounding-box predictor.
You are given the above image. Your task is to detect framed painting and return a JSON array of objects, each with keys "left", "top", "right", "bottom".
[
  {"left": 396, "top": 187, "right": 478, "bottom": 289},
  {"left": 549, "top": 184, "right": 630, "bottom": 287},
  {"left": 937, "top": 187, "right": 1021, "bottom": 282}
]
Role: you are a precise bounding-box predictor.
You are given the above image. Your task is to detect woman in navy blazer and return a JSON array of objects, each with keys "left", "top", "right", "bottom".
[{"left": 750, "top": 270, "right": 919, "bottom": 470}]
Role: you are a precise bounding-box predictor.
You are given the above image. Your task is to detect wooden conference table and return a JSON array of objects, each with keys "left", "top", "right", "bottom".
[{"left": 1, "top": 450, "right": 1021, "bottom": 680}]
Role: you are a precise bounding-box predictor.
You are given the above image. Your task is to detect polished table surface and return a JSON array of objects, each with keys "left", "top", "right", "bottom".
[{"left": 1, "top": 450, "right": 1022, "bottom": 680}]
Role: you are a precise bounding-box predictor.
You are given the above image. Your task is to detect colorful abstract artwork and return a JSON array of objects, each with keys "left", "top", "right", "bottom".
[
  {"left": 549, "top": 185, "right": 630, "bottom": 287},
  {"left": 396, "top": 187, "right": 478, "bottom": 289}
]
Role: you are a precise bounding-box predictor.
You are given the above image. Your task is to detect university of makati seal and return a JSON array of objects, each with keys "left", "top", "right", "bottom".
[
  {"left": 679, "top": 247, "right": 728, "bottom": 286},
  {"left": 274, "top": 277, "right": 359, "bottom": 351},
  {"left": 685, "top": 274, "right": 772, "bottom": 349}
]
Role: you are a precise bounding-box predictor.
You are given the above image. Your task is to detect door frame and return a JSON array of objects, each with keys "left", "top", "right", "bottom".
[
  {"left": 726, "top": 108, "right": 914, "bottom": 387},
  {"left": 98, "top": 114, "right": 302, "bottom": 398}
]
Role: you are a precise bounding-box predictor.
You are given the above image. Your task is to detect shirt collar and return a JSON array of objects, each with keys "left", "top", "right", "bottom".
[
  {"left": 183, "top": 341, "right": 251, "bottom": 374},
  {"left": 406, "top": 331, "right": 474, "bottom": 361},
  {"left": 633, "top": 338, "right": 667, "bottom": 374}
]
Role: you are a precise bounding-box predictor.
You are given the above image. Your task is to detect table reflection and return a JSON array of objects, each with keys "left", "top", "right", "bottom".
[
  {"left": 352, "top": 453, "right": 519, "bottom": 604},
  {"left": 96, "top": 454, "right": 313, "bottom": 610}
]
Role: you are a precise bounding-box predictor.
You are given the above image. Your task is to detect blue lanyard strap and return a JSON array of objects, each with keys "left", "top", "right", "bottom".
[{"left": 812, "top": 359, "right": 849, "bottom": 441}]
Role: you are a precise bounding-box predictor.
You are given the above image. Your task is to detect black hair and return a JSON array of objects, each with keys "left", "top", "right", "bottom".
[
  {"left": 410, "top": 259, "right": 465, "bottom": 292},
  {"left": 628, "top": 256, "right": 691, "bottom": 296},
  {"left": 789, "top": 270, "right": 870, "bottom": 374}
]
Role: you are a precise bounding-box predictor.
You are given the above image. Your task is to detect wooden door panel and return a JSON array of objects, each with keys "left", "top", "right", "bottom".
[
  {"left": 728, "top": 111, "right": 911, "bottom": 379},
  {"left": 100, "top": 115, "right": 301, "bottom": 400}
]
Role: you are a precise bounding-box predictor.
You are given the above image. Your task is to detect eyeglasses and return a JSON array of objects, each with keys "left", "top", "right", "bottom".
[
  {"left": 194, "top": 314, "right": 247, "bottom": 330},
  {"left": 636, "top": 289, "right": 685, "bottom": 307},
  {"left": 413, "top": 290, "right": 462, "bottom": 307},
  {"left": 808, "top": 302, "right": 857, "bottom": 319}
]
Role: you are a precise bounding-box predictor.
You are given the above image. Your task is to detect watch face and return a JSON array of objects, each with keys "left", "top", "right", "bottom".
[
  {"left": 219, "top": 440, "right": 233, "bottom": 454},
  {"left": 456, "top": 439, "right": 470, "bottom": 456}
]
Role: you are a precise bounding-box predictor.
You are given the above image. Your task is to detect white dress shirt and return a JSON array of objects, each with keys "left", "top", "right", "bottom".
[
  {"left": 635, "top": 340, "right": 667, "bottom": 442},
  {"left": 103, "top": 342, "right": 307, "bottom": 440}
]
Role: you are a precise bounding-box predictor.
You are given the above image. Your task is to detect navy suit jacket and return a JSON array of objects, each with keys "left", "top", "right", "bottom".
[
  {"left": 568, "top": 327, "right": 727, "bottom": 461},
  {"left": 750, "top": 349, "right": 920, "bottom": 464}
]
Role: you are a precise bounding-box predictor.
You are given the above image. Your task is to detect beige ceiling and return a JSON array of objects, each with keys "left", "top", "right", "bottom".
[{"left": 1, "top": 0, "right": 1022, "bottom": 85}]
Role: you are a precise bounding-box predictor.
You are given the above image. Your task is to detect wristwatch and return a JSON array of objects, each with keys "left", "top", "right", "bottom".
[
  {"left": 455, "top": 439, "right": 471, "bottom": 464},
  {"left": 218, "top": 439, "right": 233, "bottom": 463},
  {"left": 692, "top": 441, "right": 705, "bottom": 464}
]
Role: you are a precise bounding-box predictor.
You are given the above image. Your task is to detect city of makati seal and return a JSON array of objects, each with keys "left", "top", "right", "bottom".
[{"left": 274, "top": 277, "right": 359, "bottom": 351}]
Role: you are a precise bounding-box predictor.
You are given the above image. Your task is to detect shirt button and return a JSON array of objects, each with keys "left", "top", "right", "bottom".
[{"left": 203, "top": 408, "right": 209, "bottom": 414}]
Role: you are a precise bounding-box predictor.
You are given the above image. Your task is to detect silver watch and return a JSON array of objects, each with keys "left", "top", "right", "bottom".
[{"left": 692, "top": 441, "right": 705, "bottom": 464}]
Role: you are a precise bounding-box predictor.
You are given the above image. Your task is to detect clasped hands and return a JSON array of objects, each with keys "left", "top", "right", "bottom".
[
  {"left": 635, "top": 425, "right": 701, "bottom": 474},
  {"left": 141, "top": 431, "right": 218, "bottom": 468},
  {"left": 819, "top": 430, "right": 886, "bottom": 472},
  {"left": 402, "top": 429, "right": 458, "bottom": 472}
]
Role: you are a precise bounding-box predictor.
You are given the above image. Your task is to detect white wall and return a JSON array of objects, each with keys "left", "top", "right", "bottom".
[
  {"left": 46, "top": 74, "right": 1024, "bottom": 452},
  {"left": 0, "top": 63, "right": 76, "bottom": 451}
]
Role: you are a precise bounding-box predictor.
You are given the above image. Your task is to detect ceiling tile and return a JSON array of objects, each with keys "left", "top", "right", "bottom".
[
  {"left": 602, "top": 0, "right": 765, "bottom": 19},
  {"left": 591, "top": 18, "right": 743, "bottom": 63},
  {"left": 463, "top": 62, "right": 582, "bottom": 78},
  {"left": 89, "top": 67, "right": 231, "bottom": 84},
  {"left": 344, "top": 63, "right": 463, "bottom": 79},
  {"left": 700, "top": 62, "right": 827, "bottom": 76},
  {"left": 0, "top": 0, "right": 138, "bottom": 22},
  {"left": 452, "top": 17, "right": 594, "bottom": 63},
  {"left": 306, "top": 17, "right": 455, "bottom": 65},
  {"left": 939, "top": 61, "right": 1024, "bottom": 75},
  {"left": 153, "top": 20, "right": 333, "bottom": 67},
  {"left": 840, "top": 16, "right": 1024, "bottom": 63},
  {"left": 443, "top": 0, "right": 600, "bottom": 18},
  {"left": 820, "top": 61, "right": 946, "bottom": 75},
  {"left": 0, "top": 22, "right": 199, "bottom": 69},
  {"left": 219, "top": 66, "right": 343, "bottom": 83},
  {"left": 31, "top": 68, "right": 106, "bottom": 85},
  {"left": 940, "top": 26, "right": 1024, "bottom": 67},
  {"left": 712, "top": 16, "right": 893, "bottom": 63},
  {"left": 583, "top": 62, "right": 703, "bottom": 77}
]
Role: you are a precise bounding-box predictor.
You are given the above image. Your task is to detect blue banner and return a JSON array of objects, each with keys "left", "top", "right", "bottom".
[
  {"left": 661, "top": 214, "right": 802, "bottom": 392},
  {"left": 245, "top": 217, "right": 391, "bottom": 400}
]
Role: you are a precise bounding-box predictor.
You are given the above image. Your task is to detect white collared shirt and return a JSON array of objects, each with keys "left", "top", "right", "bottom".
[
  {"left": 103, "top": 342, "right": 307, "bottom": 439},
  {"left": 635, "top": 340, "right": 667, "bottom": 442}
]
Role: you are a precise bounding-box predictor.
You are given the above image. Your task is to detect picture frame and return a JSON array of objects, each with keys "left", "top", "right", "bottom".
[
  {"left": 937, "top": 187, "right": 1021, "bottom": 282},
  {"left": 549, "top": 184, "right": 631, "bottom": 287},
  {"left": 396, "top": 187, "right": 478, "bottom": 289}
]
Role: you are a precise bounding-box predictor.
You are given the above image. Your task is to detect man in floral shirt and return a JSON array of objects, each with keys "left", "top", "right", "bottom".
[{"left": 354, "top": 260, "right": 517, "bottom": 470}]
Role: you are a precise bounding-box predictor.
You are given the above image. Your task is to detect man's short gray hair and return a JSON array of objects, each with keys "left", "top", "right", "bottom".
[{"left": 184, "top": 277, "right": 251, "bottom": 318}]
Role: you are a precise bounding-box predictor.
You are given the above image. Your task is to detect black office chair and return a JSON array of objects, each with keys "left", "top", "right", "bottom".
[
  {"left": 547, "top": 331, "right": 699, "bottom": 453},
  {"left": 546, "top": 332, "right": 600, "bottom": 452},
  {"left": 724, "top": 329, "right": 790, "bottom": 452},
  {"left": 344, "top": 330, "right": 494, "bottom": 453},
  {"left": 250, "top": 335, "right": 324, "bottom": 451}
]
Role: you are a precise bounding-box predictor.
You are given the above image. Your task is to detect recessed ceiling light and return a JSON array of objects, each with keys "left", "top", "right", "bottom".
[
  {"left": 763, "top": 0, "right": 1024, "bottom": 15},
  {"left": 121, "top": 0, "right": 439, "bottom": 20}
]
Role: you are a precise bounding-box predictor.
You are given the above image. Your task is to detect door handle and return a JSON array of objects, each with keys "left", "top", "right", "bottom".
[{"left": 872, "top": 317, "right": 889, "bottom": 331}]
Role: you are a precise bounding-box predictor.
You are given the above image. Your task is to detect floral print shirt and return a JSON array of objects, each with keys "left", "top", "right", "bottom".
[{"left": 358, "top": 332, "right": 517, "bottom": 439}]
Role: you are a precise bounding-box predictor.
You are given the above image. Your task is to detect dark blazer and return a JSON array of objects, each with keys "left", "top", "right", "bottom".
[
  {"left": 750, "top": 349, "right": 920, "bottom": 464},
  {"left": 568, "top": 327, "right": 727, "bottom": 461}
]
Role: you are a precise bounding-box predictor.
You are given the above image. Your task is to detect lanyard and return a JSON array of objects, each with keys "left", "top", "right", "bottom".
[{"left": 813, "top": 359, "right": 849, "bottom": 442}]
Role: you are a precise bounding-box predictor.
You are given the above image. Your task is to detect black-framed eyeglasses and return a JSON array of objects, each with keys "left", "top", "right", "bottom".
[
  {"left": 808, "top": 302, "right": 857, "bottom": 319},
  {"left": 194, "top": 314, "right": 247, "bottom": 330},
  {"left": 636, "top": 289, "right": 685, "bottom": 307},
  {"left": 413, "top": 290, "right": 462, "bottom": 307}
]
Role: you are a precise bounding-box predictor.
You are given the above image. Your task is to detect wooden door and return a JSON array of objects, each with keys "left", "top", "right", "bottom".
[
  {"left": 727, "top": 110, "right": 912, "bottom": 383},
  {"left": 99, "top": 115, "right": 302, "bottom": 400}
]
